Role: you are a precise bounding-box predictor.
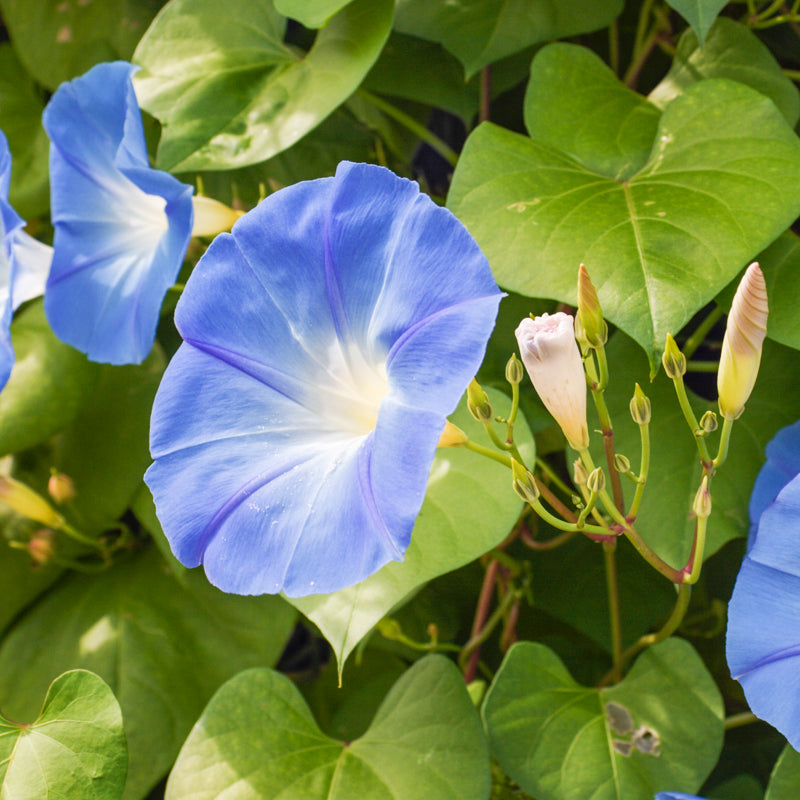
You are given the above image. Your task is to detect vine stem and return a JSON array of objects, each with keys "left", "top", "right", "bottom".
[
  {"left": 603, "top": 540, "right": 623, "bottom": 683},
  {"left": 462, "top": 560, "right": 499, "bottom": 683}
]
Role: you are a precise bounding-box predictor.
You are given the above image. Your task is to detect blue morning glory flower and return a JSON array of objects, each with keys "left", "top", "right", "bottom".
[
  {"left": 654, "top": 793, "right": 706, "bottom": 799},
  {"left": 42, "top": 61, "right": 194, "bottom": 365},
  {"left": 0, "top": 130, "right": 52, "bottom": 390},
  {"left": 145, "top": 161, "right": 502, "bottom": 597},
  {"left": 727, "top": 469, "right": 800, "bottom": 749}
]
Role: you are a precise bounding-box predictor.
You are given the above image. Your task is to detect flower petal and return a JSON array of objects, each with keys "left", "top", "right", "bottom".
[
  {"left": 43, "top": 61, "right": 193, "bottom": 365},
  {"left": 147, "top": 161, "right": 502, "bottom": 595},
  {"left": 727, "top": 474, "right": 800, "bottom": 748}
]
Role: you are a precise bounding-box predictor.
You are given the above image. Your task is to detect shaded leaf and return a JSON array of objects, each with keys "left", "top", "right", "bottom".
[
  {"left": 650, "top": 17, "right": 800, "bottom": 126},
  {"left": 766, "top": 744, "right": 800, "bottom": 800},
  {"left": 166, "top": 655, "right": 490, "bottom": 800},
  {"left": 134, "top": 0, "right": 393, "bottom": 171},
  {"left": 483, "top": 638, "right": 723, "bottom": 800},
  {"left": 0, "top": 547, "right": 297, "bottom": 800},
  {"left": 0, "top": 670, "right": 126, "bottom": 800},
  {"left": 394, "top": 0, "right": 622, "bottom": 78},
  {"left": 666, "top": 0, "right": 729, "bottom": 43}
]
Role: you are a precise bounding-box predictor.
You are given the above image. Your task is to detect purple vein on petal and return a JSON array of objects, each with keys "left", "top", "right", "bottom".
[
  {"left": 356, "top": 441, "right": 403, "bottom": 559},
  {"left": 733, "top": 641, "right": 800, "bottom": 679}
]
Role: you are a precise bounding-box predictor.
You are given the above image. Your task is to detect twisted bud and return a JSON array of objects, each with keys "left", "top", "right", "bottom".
[
  {"left": 717, "top": 263, "right": 768, "bottom": 420},
  {"left": 515, "top": 312, "right": 589, "bottom": 450}
]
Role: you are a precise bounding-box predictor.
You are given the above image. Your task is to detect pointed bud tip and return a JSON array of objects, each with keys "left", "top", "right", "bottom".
[{"left": 577, "top": 264, "right": 607, "bottom": 348}]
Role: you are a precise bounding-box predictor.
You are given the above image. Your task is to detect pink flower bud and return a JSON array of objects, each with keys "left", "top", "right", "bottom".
[
  {"left": 515, "top": 312, "right": 589, "bottom": 450},
  {"left": 718, "top": 263, "right": 768, "bottom": 420}
]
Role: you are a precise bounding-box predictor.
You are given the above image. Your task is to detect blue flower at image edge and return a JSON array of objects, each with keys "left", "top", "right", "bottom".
[
  {"left": 0, "top": 130, "right": 51, "bottom": 390},
  {"left": 654, "top": 793, "right": 706, "bottom": 799},
  {"left": 42, "top": 61, "right": 193, "bottom": 365},
  {"left": 145, "top": 161, "right": 503, "bottom": 597},
  {"left": 727, "top": 420, "right": 800, "bottom": 750}
]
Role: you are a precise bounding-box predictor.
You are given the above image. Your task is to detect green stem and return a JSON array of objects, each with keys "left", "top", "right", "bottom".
[
  {"left": 684, "top": 515, "right": 708, "bottom": 584},
  {"left": 603, "top": 540, "right": 623, "bottom": 683},
  {"left": 459, "top": 586, "right": 520, "bottom": 672},
  {"left": 529, "top": 495, "right": 612, "bottom": 537},
  {"left": 671, "top": 375, "right": 712, "bottom": 466},
  {"left": 463, "top": 439, "right": 513, "bottom": 468},
  {"left": 600, "top": 583, "right": 691, "bottom": 685},
  {"left": 713, "top": 415, "right": 734, "bottom": 468},
  {"left": 60, "top": 520, "right": 106, "bottom": 552},
  {"left": 356, "top": 89, "right": 459, "bottom": 167},
  {"left": 785, "top": 68, "right": 800, "bottom": 81},
  {"left": 686, "top": 360, "right": 720, "bottom": 373},
  {"left": 628, "top": 420, "right": 650, "bottom": 521},
  {"left": 682, "top": 306, "right": 724, "bottom": 360},
  {"left": 608, "top": 18, "right": 620, "bottom": 76},
  {"left": 724, "top": 711, "right": 759, "bottom": 730},
  {"left": 479, "top": 66, "right": 491, "bottom": 123}
]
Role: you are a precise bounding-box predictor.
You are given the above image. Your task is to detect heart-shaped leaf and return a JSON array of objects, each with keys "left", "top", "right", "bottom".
[
  {"left": 0, "top": 547, "right": 296, "bottom": 800},
  {"left": 166, "top": 655, "right": 490, "bottom": 799},
  {"left": 290, "top": 387, "right": 533, "bottom": 674},
  {"left": 274, "top": 0, "right": 353, "bottom": 28},
  {"left": 649, "top": 18, "right": 800, "bottom": 126},
  {"left": 448, "top": 58, "right": 800, "bottom": 371},
  {"left": 483, "top": 638, "right": 724, "bottom": 800},
  {"left": 0, "top": 670, "right": 126, "bottom": 800},
  {"left": 666, "top": 0, "right": 728, "bottom": 43},
  {"left": 394, "top": 0, "right": 622, "bottom": 78},
  {"left": 133, "top": 0, "right": 393, "bottom": 171}
]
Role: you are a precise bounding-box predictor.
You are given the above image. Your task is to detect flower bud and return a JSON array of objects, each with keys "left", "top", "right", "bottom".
[
  {"left": 515, "top": 313, "right": 589, "bottom": 450},
  {"left": 586, "top": 466, "right": 606, "bottom": 494},
  {"left": 511, "top": 458, "right": 540, "bottom": 505},
  {"left": 573, "top": 458, "right": 588, "bottom": 486},
  {"left": 437, "top": 420, "right": 468, "bottom": 448},
  {"left": 577, "top": 264, "right": 607, "bottom": 349},
  {"left": 505, "top": 353, "right": 524, "bottom": 386},
  {"left": 27, "top": 529, "right": 56, "bottom": 566},
  {"left": 614, "top": 454, "right": 631, "bottom": 473},
  {"left": 717, "top": 263, "right": 768, "bottom": 420},
  {"left": 466, "top": 378, "right": 493, "bottom": 422},
  {"left": 693, "top": 475, "right": 712, "bottom": 519},
  {"left": 0, "top": 475, "right": 64, "bottom": 528},
  {"left": 662, "top": 334, "right": 686, "bottom": 379},
  {"left": 629, "top": 383, "right": 651, "bottom": 425},
  {"left": 699, "top": 410, "right": 718, "bottom": 434},
  {"left": 48, "top": 471, "right": 76, "bottom": 504}
]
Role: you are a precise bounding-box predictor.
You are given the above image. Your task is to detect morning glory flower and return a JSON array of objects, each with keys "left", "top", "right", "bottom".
[
  {"left": 0, "top": 130, "right": 52, "bottom": 390},
  {"left": 42, "top": 61, "right": 194, "bottom": 365},
  {"left": 654, "top": 794, "right": 706, "bottom": 799},
  {"left": 727, "top": 470, "right": 800, "bottom": 749},
  {"left": 145, "top": 161, "right": 502, "bottom": 597}
]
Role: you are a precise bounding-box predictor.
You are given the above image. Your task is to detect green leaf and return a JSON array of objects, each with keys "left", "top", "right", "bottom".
[
  {"left": 52, "top": 350, "right": 165, "bottom": 535},
  {"left": 274, "top": 0, "right": 353, "bottom": 28},
  {"left": 166, "top": 655, "right": 490, "bottom": 800},
  {"left": 766, "top": 744, "right": 800, "bottom": 800},
  {"left": 650, "top": 17, "right": 800, "bottom": 126},
  {"left": 0, "top": 44, "right": 49, "bottom": 219},
  {"left": 588, "top": 332, "right": 800, "bottom": 570},
  {"left": 0, "top": 547, "right": 297, "bottom": 800},
  {"left": 666, "top": 0, "right": 728, "bottom": 44},
  {"left": 448, "top": 76, "right": 800, "bottom": 371},
  {"left": 394, "top": 0, "right": 622, "bottom": 79},
  {"left": 133, "top": 0, "right": 393, "bottom": 171},
  {"left": 0, "top": 0, "right": 161, "bottom": 90},
  {"left": 483, "top": 638, "right": 724, "bottom": 800},
  {"left": 524, "top": 43, "right": 661, "bottom": 179},
  {"left": 291, "top": 387, "right": 533, "bottom": 673},
  {"left": 0, "top": 301, "right": 95, "bottom": 457},
  {"left": 0, "top": 670, "right": 126, "bottom": 800}
]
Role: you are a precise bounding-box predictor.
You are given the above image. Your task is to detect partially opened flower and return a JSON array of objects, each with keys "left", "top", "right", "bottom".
[
  {"left": 515, "top": 312, "right": 589, "bottom": 450},
  {"left": 0, "top": 130, "right": 52, "bottom": 390},
  {"left": 145, "top": 161, "right": 502, "bottom": 597},
  {"left": 727, "top": 471, "right": 800, "bottom": 749},
  {"left": 42, "top": 61, "right": 194, "bottom": 365}
]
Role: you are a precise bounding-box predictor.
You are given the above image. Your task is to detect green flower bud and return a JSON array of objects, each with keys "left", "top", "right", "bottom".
[
  {"left": 466, "top": 378, "right": 493, "bottom": 422},
  {"left": 693, "top": 476, "right": 712, "bottom": 519},
  {"left": 577, "top": 263, "right": 608, "bottom": 349},
  {"left": 505, "top": 353, "right": 524, "bottom": 385},
  {"left": 662, "top": 334, "right": 687, "bottom": 379},
  {"left": 629, "top": 383, "right": 651, "bottom": 425},
  {"left": 511, "top": 458, "right": 540, "bottom": 505},
  {"left": 586, "top": 466, "right": 606, "bottom": 494},
  {"left": 699, "top": 410, "right": 718, "bottom": 434},
  {"left": 614, "top": 453, "right": 631, "bottom": 473},
  {"left": 573, "top": 458, "right": 589, "bottom": 486}
]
